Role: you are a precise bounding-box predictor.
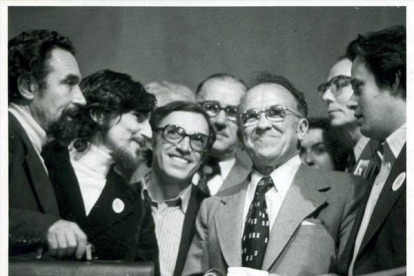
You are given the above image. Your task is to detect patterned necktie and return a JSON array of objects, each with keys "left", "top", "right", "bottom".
[{"left": 242, "top": 176, "right": 274, "bottom": 269}]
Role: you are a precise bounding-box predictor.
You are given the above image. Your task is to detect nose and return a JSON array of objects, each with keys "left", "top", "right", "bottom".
[
  {"left": 347, "top": 93, "right": 358, "bottom": 111},
  {"left": 177, "top": 136, "right": 191, "bottom": 152},
  {"left": 72, "top": 85, "right": 86, "bottom": 106},
  {"left": 303, "top": 152, "right": 315, "bottom": 166},
  {"left": 321, "top": 87, "right": 334, "bottom": 103},
  {"left": 213, "top": 109, "right": 227, "bottom": 126},
  {"left": 256, "top": 112, "right": 271, "bottom": 131},
  {"left": 141, "top": 119, "right": 153, "bottom": 140}
]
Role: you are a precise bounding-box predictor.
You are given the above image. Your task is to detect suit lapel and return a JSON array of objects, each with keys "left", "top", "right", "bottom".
[
  {"left": 262, "top": 165, "right": 329, "bottom": 270},
  {"left": 174, "top": 185, "right": 208, "bottom": 276},
  {"left": 20, "top": 127, "right": 59, "bottom": 216},
  {"left": 358, "top": 144, "right": 406, "bottom": 256},
  {"left": 84, "top": 168, "right": 136, "bottom": 237},
  {"left": 220, "top": 156, "right": 251, "bottom": 192},
  {"left": 215, "top": 181, "right": 249, "bottom": 267}
]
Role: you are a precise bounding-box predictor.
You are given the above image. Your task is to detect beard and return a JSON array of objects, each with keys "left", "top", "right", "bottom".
[
  {"left": 111, "top": 145, "right": 144, "bottom": 176},
  {"left": 48, "top": 105, "right": 85, "bottom": 146}
]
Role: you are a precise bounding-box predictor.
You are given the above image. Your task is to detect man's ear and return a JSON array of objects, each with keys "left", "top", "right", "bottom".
[
  {"left": 90, "top": 109, "right": 105, "bottom": 126},
  {"left": 297, "top": 118, "right": 309, "bottom": 142},
  {"left": 17, "top": 74, "right": 39, "bottom": 101}
]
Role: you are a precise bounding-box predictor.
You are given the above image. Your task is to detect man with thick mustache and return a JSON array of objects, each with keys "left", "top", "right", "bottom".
[
  {"left": 183, "top": 73, "right": 367, "bottom": 276},
  {"left": 141, "top": 101, "right": 215, "bottom": 276},
  {"left": 195, "top": 73, "right": 251, "bottom": 196},
  {"left": 42, "top": 70, "right": 159, "bottom": 265},
  {"left": 9, "top": 29, "right": 87, "bottom": 259},
  {"left": 340, "top": 25, "right": 406, "bottom": 276}
]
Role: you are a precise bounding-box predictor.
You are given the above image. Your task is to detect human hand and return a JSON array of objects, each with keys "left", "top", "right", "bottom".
[
  {"left": 227, "top": 267, "right": 269, "bottom": 276},
  {"left": 46, "top": 219, "right": 88, "bottom": 259}
]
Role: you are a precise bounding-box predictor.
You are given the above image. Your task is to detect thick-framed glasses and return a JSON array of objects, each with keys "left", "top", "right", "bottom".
[
  {"left": 155, "top": 124, "right": 209, "bottom": 153},
  {"left": 240, "top": 105, "right": 303, "bottom": 127},
  {"left": 317, "top": 75, "right": 352, "bottom": 98},
  {"left": 198, "top": 101, "right": 238, "bottom": 121}
]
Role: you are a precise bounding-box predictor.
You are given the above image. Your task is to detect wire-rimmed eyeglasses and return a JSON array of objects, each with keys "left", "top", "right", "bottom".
[
  {"left": 198, "top": 101, "right": 238, "bottom": 122},
  {"left": 317, "top": 75, "right": 352, "bottom": 98},
  {"left": 240, "top": 105, "right": 303, "bottom": 127}
]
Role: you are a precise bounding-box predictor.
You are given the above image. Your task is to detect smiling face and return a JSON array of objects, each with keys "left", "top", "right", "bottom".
[
  {"left": 152, "top": 111, "right": 210, "bottom": 183},
  {"left": 240, "top": 84, "right": 307, "bottom": 174},
  {"left": 102, "top": 111, "right": 153, "bottom": 170},
  {"left": 321, "top": 59, "right": 357, "bottom": 128},
  {"left": 300, "top": 128, "right": 335, "bottom": 171},
  {"left": 197, "top": 78, "right": 246, "bottom": 160},
  {"left": 30, "top": 48, "right": 86, "bottom": 132}
]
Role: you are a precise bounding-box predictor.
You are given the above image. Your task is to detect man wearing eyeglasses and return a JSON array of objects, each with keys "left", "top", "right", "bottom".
[
  {"left": 195, "top": 73, "right": 251, "bottom": 196},
  {"left": 319, "top": 57, "right": 379, "bottom": 182},
  {"left": 141, "top": 101, "right": 216, "bottom": 276},
  {"left": 183, "top": 73, "right": 367, "bottom": 276}
]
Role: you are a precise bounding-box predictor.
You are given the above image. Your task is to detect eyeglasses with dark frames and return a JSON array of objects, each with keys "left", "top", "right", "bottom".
[
  {"left": 240, "top": 105, "right": 303, "bottom": 127},
  {"left": 198, "top": 101, "right": 238, "bottom": 121},
  {"left": 317, "top": 75, "right": 352, "bottom": 98},
  {"left": 155, "top": 124, "right": 210, "bottom": 153}
]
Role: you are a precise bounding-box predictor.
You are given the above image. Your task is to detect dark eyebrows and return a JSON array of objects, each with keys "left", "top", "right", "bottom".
[
  {"left": 60, "top": 74, "right": 81, "bottom": 85},
  {"left": 350, "top": 78, "right": 363, "bottom": 86}
]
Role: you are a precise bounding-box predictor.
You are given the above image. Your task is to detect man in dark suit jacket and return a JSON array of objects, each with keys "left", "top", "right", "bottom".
[
  {"left": 183, "top": 73, "right": 367, "bottom": 276},
  {"left": 340, "top": 25, "right": 406, "bottom": 275},
  {"left": 195, "top": 73, "right": 252, "bottom": 196},
  {"left": 43, "top": 70, "right": 159, "bottom": 267},
  {"left": 141, "top": 101, "right": 216, "bottom": 276},
  {"left": 8, "top": 29, "right": 88, "bottom": 258}
]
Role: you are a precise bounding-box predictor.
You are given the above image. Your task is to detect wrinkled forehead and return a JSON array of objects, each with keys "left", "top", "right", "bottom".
[
  {"left": 240, "top": 83, "right": 298, "bottom": 112},
  {"left": 327, "top": 59, "right": 352, "bottom": 81},
  {"left": 159, "top": 111, "right": 210, "bottom": 135}
]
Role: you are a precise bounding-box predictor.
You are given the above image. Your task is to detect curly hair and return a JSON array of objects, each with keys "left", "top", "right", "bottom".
[
  {"left": 346, "top": 25, "right": 406, "bottom": 99},
  {"left": 8, "top": 29, "right": 76, "bottom": 102},
  {"left": 50, "top": 69, "right": 157, "bottom": 152}
]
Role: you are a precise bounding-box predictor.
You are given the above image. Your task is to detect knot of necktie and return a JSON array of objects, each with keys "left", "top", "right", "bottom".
[{"left": 255, "top": 176, "right": 274, "bottom": 196}]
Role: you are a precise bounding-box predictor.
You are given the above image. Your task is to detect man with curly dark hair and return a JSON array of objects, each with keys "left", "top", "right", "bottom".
[
  {"left": 42, "top": 70, "right": 159, "bottom": 267},
  {"left": 8, "top": 29, "right": 87, "bottom": 259}
]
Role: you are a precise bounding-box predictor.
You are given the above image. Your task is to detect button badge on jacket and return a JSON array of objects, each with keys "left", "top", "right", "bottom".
[{"left": 112, "top": 198, "right": 125, "bottom": 213}]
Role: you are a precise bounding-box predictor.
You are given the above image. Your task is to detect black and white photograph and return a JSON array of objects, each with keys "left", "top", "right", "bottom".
[{"left": 1, "top": 1, "right": 410, "bottom": 276}]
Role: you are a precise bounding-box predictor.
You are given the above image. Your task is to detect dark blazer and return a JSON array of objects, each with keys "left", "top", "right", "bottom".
[
  {"left": 183, "top": 164, "right": 368, "bottom": 276},
  {"left": 173, "top": 185, "right": 209, "bottom": 276},
  {"left": 8, "top": 113, "right": 61, "bottom": 256},
  {"left": 42, "top": 142, "right": 159, "bottom": 265},
  {"left": 340, "top": 144, "right": 406, "bottom": 275},
  {"left": 352, "top": 138, "right": 381, "bottom": 184}
]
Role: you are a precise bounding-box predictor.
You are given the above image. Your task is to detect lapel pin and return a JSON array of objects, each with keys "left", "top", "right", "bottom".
[
  {"left": 112, "top": 198, "right": 125, "bottom": 213},
  {"left": 392, "top": 172, "right": 406, "bottom": 192}
]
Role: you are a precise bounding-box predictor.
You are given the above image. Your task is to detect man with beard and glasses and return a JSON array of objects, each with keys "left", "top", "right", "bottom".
[
  {"left": 141, "top": 101, "right": 215, "bottom": 276},
  {"left": 195, "top": 73, "right": 252, "bottom": 196},
  {"left": 8, "top": 29, "right": 87, "bottom": 259},
  {"left": 42, "top": 70, "right": 159, "bottom": 268}
]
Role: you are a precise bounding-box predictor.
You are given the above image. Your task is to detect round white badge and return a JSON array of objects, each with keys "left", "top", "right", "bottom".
[
  {"left": 392, "top": 172, "right": 406, "bottom": 192},
  {"left": 112, "top": 198, "right": 125, "bottom": 213}
]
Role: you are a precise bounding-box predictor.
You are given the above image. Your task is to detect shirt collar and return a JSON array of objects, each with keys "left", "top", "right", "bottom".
[
  {"left": 250, "top": 155, "right": 302, "bottom": 195},
  {"left": 141, "top": 173, "right": 193, "bottom": 214},
  {"left": 218, "top": 157, "right": 236, "bottom": 180},
  {"left": 69, "top": 143, "right": 115, "bottom": 177},
  {"left": 383, "top": 123, "right": 406, "bottom": 163},
  {"left": 9, "top": 103, "right": 47, "bottom": 153},
  {"left": 354, "top": 136, "right": 370, "bottom": 161}
]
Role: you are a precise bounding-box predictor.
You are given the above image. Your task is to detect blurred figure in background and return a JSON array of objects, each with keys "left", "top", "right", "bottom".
[
  {"left": 146, "top": 81, "right": 195, "bottom": 106},
  {"left": 300, "top": 117, "right": 352, "bottom": 172}
]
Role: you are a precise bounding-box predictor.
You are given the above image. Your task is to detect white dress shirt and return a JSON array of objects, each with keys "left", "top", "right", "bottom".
[
  {"left": 348, "top": 123, "right": 406, "bottom": 276},
  {"left": 242, "top": 155, "right": 302, "bottom": 232}
]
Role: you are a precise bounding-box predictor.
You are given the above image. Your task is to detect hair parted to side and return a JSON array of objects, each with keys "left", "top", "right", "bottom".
[
  {"left": 50, "top": 69, "right": 156, "bottom": 152},
  {"left": 149, "top": 101, "right": 216, "bottom": 152},
  {"left": 346, "top": 25, "right": 406, "bottom": 98},
  {"left": 196, "top": 73, "right": 248, "bottom": 95},
  {"left": 8, "top": 29, "right": 76, "bottom": 102}
]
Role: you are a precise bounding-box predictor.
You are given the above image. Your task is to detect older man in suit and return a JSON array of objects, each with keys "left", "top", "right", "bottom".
[
  {"left": 195, "top": 73, "right": 251, "bottom": 196},
  {"left": 8, "top": 29, "right": 87, "bottom": 259},
  {"left": 183, "top": 73, "right": 367, "bottom": 276},
  {"left": 141, "top": 101, "right": 216, "bottom": 276},
  {"left": 340, "top": 25, "right": 406, "bottom": 276}
]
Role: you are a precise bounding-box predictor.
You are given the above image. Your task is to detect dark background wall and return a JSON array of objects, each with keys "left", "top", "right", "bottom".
[{"left": 8, "top": 6, "right": 405, "bottom": 118}]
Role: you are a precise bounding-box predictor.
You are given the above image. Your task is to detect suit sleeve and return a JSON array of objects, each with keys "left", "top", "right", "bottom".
[
  {"left": 8, "top": 123, "right": 60, "bottom": 255},
  {"left": 182, "top": 199, "right": 211, "bottom": 276},
  {"left": 337, "top": 176, "right": 368, "bottom": 259}
]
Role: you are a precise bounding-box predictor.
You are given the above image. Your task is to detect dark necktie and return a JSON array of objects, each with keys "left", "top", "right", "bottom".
[
  {"left": 368, "top": 141, "right": 384, "bottom": 184},
  {"left": 242, "top": 176, "right": 274, "bottom": 269},
  {"left": 198, "top": 159, "right": 221, "bottom": 196}
]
